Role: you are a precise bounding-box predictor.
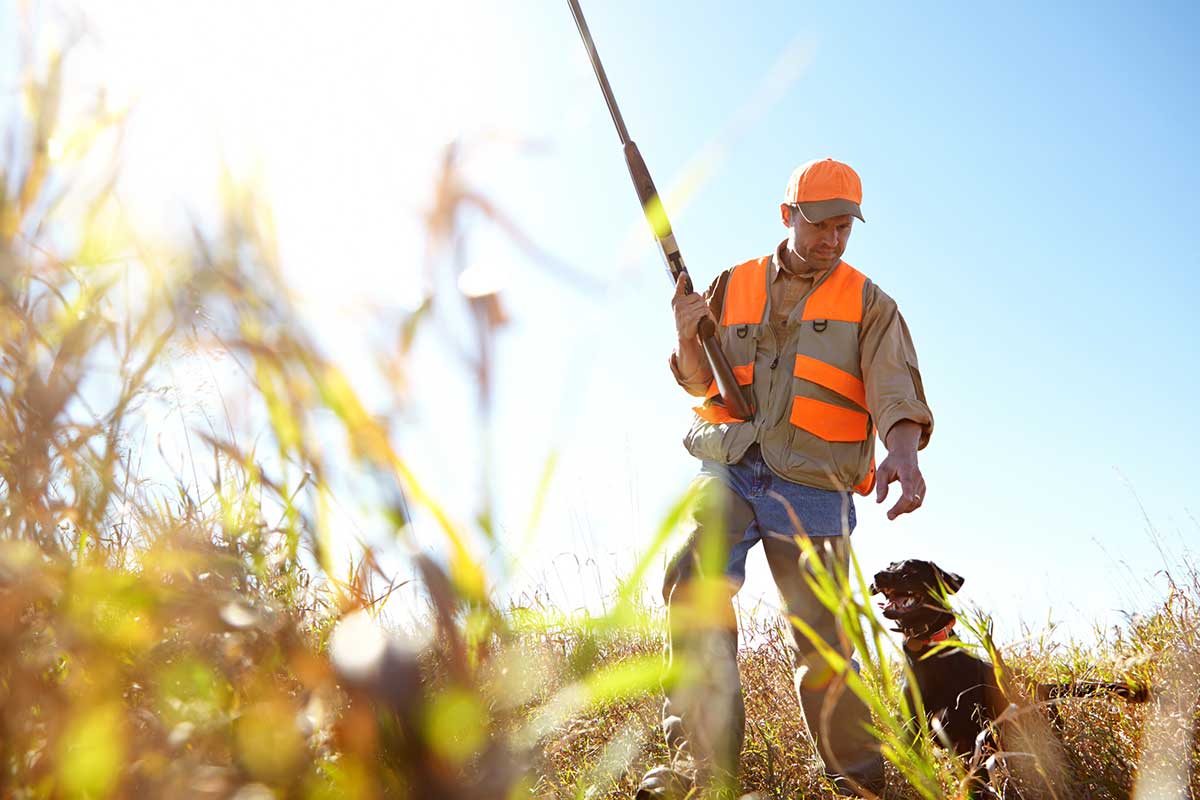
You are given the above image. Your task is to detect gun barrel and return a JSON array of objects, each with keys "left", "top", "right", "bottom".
[
  {"left": 565, "top": 0, "right": 753, "bottom": 422},
  {"left": 566, "top": 0, "right": 631, "bottom": 145}
]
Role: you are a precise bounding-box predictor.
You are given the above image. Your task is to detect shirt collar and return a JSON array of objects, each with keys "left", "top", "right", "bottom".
[{"left": 770, "top": 240, "right": 787, "bottom": 282}]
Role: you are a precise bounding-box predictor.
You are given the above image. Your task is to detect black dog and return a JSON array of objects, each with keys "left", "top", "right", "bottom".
[
  {"left": 871, "top": 560, "right": 1002, "bottom": 759},
  {"left": 870, "top": 559, "right": 1148, "bottom": 793}
]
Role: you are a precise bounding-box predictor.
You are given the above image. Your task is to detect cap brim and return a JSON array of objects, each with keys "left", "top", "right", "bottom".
[{"left": 796, "top": 198, "right": 864, "bottom": 223}]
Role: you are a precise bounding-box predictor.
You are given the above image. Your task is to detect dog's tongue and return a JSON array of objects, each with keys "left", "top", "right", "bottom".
[{"left": 879, "top": 593, "right": 915, "bottom": 617}]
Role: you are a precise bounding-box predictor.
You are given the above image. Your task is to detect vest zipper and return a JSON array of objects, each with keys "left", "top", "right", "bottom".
[{"left": 769, "top": 355, "right": 779, "bottom": 370}]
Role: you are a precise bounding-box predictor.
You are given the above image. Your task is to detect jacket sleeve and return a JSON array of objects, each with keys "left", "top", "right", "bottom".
[
  {"left": 668, "top": 272, "right": 725, "bottom": 397},
  {"left": 859, "top": 282, "right": 934, "bottom": 449}
]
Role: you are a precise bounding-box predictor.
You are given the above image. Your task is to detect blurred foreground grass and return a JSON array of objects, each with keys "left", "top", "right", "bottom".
[{"left": 1, "top": 28, "right": 1197, "bottom": 800}]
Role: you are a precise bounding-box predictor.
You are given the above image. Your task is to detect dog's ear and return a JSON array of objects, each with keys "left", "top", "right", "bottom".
[{"left": 937, "top": 567, "right": 965, "bottom": 595}]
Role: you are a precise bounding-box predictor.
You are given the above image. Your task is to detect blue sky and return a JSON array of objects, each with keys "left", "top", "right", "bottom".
[
  {"left": 6, "top": 1, "right": 1197, "bottom": 640},
  {"left": 472, "top": 0, "right": 1200, "bottom": 635}
]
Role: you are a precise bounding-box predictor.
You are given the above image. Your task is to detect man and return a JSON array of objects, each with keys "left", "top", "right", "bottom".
[{"left": 636, "top": 158, "right": 933, "bottom": 799}]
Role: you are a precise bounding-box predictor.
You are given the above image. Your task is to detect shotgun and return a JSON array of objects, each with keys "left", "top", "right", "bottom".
[{"left": 566, "top": 0, "right": 753, "bottom": 421}]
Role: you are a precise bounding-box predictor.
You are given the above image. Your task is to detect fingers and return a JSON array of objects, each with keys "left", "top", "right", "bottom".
[
  {"left": 886, "top": 474, "right": 926, "bottom": 520},
  {"left": 875, "top": 456, "right": 925, "bottom": 519},
  {"left": 673, "top": 273, "right": 688, "bottom": 297},
  {"left": 874, "top": 465, "right": 892, "bottom": 504},
  {"left": 672, "top": 278, "right": 710, "bottom": 339},
  {"left": 886, "top": 495, "right": 916, "bottom": 520},
  {"left": 675, "top": 300, "right": 707, "bottom": 338}
]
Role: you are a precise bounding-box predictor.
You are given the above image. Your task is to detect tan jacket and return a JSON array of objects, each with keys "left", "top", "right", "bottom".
[{"left": 670, "top": 241, "right": 933, "bottom": 491}]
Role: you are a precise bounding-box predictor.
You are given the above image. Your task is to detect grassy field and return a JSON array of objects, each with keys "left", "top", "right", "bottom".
[
  {"left": 2, "top": 32, "right": 1198, "bottom": 800},
  {"left": 518, "top": 577, "right": 1198, "bottom": 799}
]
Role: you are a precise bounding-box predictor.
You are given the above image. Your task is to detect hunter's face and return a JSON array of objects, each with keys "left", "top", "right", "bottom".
[{"left": 780, "top": 205, "right": 853, "bottom": 272}]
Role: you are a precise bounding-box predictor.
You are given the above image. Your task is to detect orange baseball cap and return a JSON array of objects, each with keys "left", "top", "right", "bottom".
[{"left": 783, "top": 158, "right": 865, "bottom": 223}]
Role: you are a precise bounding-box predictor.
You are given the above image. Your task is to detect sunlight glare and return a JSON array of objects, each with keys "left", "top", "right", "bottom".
[
  {"left": 79, "top": 0, "right": 512, "bottom": 318},
  {"left": 328, "top": 609, "right": 388, "bottom": 682},
  {"left": 457, "top": 260, "right": 509, "bottom": 299}
]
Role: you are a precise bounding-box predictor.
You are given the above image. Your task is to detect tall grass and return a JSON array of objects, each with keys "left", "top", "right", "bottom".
[
  {"left": 1, "top": 23, "right": 1197, "bottom": 800},
  {"left": 0, "top": 29, "right": 679, "bottom": 800}
]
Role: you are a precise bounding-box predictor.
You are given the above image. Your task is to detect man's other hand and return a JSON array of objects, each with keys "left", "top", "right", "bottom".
[{"left": 876, "top": 420, "right": 925, "bottom": 520}]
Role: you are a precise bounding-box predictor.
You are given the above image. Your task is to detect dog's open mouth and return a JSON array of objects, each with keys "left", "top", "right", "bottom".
[{"left": 878, "top": 589, "right": 922, "bottom": 619}]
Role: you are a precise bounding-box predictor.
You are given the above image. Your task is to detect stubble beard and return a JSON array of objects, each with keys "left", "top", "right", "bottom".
[{"left": 786, "top": 244, "right": 840, "bottom": 275}]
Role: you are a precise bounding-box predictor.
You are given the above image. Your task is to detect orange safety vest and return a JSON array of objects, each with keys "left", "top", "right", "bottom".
[{"left": 687, "top": 256, "right": 876, "bottom": 496}]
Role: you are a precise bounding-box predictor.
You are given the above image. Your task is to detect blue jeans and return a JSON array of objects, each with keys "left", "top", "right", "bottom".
[{"left": 699, "top": 444, "right": 856, "bottom": 586}]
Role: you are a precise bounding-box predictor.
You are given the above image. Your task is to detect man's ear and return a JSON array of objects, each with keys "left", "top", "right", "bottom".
[{"left": 779, "top": 203, "right": 792, "bottom": 227}]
